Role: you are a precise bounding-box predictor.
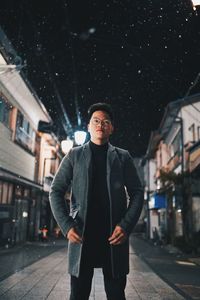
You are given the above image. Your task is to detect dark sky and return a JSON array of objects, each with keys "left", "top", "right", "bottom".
[{"left": 1, "top": 0, "right": 200, "bottom": 156}]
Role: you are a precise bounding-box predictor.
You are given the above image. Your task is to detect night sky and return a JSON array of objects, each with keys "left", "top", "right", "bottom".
[{"left": 1, "top": 0, "right": 200, "bottom": 156}]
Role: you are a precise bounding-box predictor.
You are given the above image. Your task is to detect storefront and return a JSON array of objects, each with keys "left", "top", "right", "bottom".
[
  {"left": 148, "top": 193, "right": 167, "bottom": 240},
  {"left": 0, "top": 167, "right": 43, "bottom": 246}
]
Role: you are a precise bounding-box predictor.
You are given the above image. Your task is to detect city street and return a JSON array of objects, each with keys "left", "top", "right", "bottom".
[
  {"left": 1, "top": 5, "right": 200, "bottom": 299},
  {"left": 0, "top": 234, "right": 199, "bottom": 299},
  {"left": 130, "top": 234, "right": 200, "bottom": 300},
  {"left": 0, "top": 239, "right": 66, "bottom": 281}
]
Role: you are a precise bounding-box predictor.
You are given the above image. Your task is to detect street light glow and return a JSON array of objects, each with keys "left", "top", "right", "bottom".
[
  {"left": 22, "top": 212, "right": 28, "bottom": 218},
  {"left": 191, "top": 0, "right": 200, "bottom": 9},
  {"left": 74, "top": 130, "right": 87, "bottom": 145},
  {"left": 61, "top": 139, "right": 74, "bottom": 154}
]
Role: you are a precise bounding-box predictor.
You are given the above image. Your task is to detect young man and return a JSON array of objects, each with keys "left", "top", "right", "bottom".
[{"left": 49, "top": 103, "right": 144, "bottom": 300}]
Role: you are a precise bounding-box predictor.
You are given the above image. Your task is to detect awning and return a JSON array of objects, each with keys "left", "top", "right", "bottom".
[{"left": 0, "top": 167, "right": 43, "bottom": 190}]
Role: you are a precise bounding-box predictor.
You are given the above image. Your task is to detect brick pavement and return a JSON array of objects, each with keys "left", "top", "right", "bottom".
[{"left": 0, "top": 243, "right": 185, "bottom": 299}]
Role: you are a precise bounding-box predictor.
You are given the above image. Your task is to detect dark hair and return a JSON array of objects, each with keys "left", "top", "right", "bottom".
[{"left": 88, "top": 102, "right": 114, "bottom": 122}]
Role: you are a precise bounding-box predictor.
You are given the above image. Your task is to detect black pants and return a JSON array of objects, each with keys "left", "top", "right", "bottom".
[
  {"left": 70, "top": 267, "right": 126, "bottom": 300},
  {"left": 70, "top": 240, "right": 126, "bottom": 299}
]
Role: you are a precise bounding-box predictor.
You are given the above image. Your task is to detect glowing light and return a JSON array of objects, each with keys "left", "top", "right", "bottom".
[
  {"left": 74, "top": 130, "right": 87, "bottom": 145},
  {"left": 22, "top": 212, "right": 28, "bottom": 218},
  {"left": 176, "top": 260, "right": 196, "bottom": 266},
  {"left": 191, "top": 0, "right": 200, "bottom": 10},
  {"left": 61, "top": 139, "right": 73, "bottom": 154}
]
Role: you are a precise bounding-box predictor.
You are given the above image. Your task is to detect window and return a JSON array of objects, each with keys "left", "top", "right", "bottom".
[
  {"left": 0, "top": 181, "right": 2, "bottom": 201},
  {"left": 24, "top": 188, "right": 30, "bottom": 198},
  {"left": 2, "top": 182, "right": 8, "bottom": 204},
  {"left": 197, "top": 126, "right": 200, "bottom": 141},
  {"left": 50, "top": 158, "right": 56, "bottom": 175},
  {"left": 7, "top": 184, "right": 13, "bottom": 204},
  {"left": 15, "top": 111, "right": 36, "bottom": 153},
  {"left": 192, "top": 196, "right": 200, "bottom": 232},
  {"left": 0, "top": 95, "right": 12, "bottom": 128},
  {"left": 15, "top": 185, "right": 23, "bottom": 197},
  {"left": 171, "top": 130, "right": 181, "bottom": 157},
  {"left": 0, "top": 181, "right": 14, "bottom": 204},
  {"left": 188, "top": 123, "right": 196, "bottom": 143}
]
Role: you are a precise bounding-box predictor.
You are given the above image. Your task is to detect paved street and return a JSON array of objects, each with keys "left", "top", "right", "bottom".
[
  {"left": 131, "top": 234, "right": 200, "bottom": 300},
  {"left": 0, "top": 234, "right": 192, "bottom": 300},
  {"left": 0, "top": 239, "right": 66, "bottom": 281}
]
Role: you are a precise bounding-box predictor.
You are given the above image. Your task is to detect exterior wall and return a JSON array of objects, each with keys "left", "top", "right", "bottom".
[
  {"left": 146, "top": 97, "right": 200, "bottom": 246},
  {"left": 156, "top": 140, "right": 171, "bottom": 171},
  {"left": 162, "top": 122, "right": 182, "bottom": 174},
  {"left": 161, "top": 142, "right": 170, "bottom": 166},
  {"left": 175, "top": 210, "right": 183, "bottom": 236},
  {"left": 149, "top": 210, "right": 159, "bottom": 239},
  {"left": 0, "top": 31, "right": 59, "bottom": 246},
  {"left": 0, "top": 66, "right": 49, "bottom": 130},
  {"left": 38, "top": 133, "right": 61, "bottom": 187},
  {"left": 165, "top": 123, "right": 181, "bottom": 146},
  {"left": 181, "top": 103, "right": 200, "bottom": 144},
  {"left": 0, "top": 122, "right": 35, "bottom": 180},
  {"left": 149, "top": 159, "right": 156, "bottom": 191},
  {"left": 192, "top": 196, "right": 200, "bottom": 232},
  {"left": 143, "top": 159, "right": 156, "bottom": 192}
]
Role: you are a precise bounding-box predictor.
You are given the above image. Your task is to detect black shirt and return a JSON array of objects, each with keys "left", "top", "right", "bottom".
[{"left": 83, "top": 141, "right": 111, "bottom": 267}]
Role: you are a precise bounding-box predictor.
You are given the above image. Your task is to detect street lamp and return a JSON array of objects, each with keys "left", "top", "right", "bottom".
[
  {"left": 61, "top": 139, "right": 74, "bottom": 154},
  {"left": 191, "top": 0, "right": 200, "bottom": 10},
  {"left": 74, "top": 130, "right": 87, "bottom": 145},
  {"left": 61, "top": 130, "right": 87, "bottom": 154}
]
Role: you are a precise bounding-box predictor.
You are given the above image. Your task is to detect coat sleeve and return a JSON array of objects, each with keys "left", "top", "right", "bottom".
[
  {"left": 49, "top": 150, "right": 76, "bottom": 237},
  {"left": 118, "top": 151, "right": 144, "bottom": 235}
]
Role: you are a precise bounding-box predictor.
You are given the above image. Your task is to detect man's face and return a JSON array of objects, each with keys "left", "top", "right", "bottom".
[{"left": 88, "top": 110, "right": 114, "bottom": 144}]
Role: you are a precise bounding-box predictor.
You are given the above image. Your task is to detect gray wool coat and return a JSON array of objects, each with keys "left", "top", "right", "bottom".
[{"left": 49, "top": 141, "right": 144, "bottom": 278}]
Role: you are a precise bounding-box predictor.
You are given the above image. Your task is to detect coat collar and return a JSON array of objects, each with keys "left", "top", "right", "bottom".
[
  {"left": 83, "top": 141, "right": 92, "bottom": 169},
  {"left": 83, "top": 141, "right": 116, "bottom": 170},
  {"left": 107, "top": 143, "right": 116, "bottom": 172}
]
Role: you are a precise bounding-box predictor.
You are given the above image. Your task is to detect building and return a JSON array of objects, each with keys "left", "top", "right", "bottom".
[
  {"left": 0, "top": 27, "right": 62, "bottom": 246},
  {"left": 144, "top": 94, "right": 200, "bottom": 248}
]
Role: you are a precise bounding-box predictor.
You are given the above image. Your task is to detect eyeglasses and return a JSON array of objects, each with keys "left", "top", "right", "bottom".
[{"left": 91, "top": 117, "right": 112, "bottom": 127}]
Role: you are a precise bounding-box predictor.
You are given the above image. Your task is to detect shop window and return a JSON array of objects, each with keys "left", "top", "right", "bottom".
[
  {"left": 0, "top": 95, "right": 12, "bottom": 128},
  {"left": 192, "top": 197, "right": 200, "bottom": 232},
  {"left": 0, "top": 181, "right": 3, "bottom": 202},
  {"left": 7, "top": 184, "right": 14, "bottom": 204},
  {"left": 15, "top": 185, "right": 23, "bottom": 197},
  {"left": 2, "top": 182, "right": 8, "bottom": 204},
  {"left": 0, "top": 182, "right": 14, "bottom": 204},
  {"left": 24, "top": 188, "right": 30, "bottom": 198}
]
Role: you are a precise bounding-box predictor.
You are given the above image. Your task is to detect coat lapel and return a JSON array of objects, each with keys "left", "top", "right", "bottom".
[
  {"left": 83, "top": 142, "right": 92, "bottom": 168},
  {"left": 83, "top": 142, "right": 93, "bottom": 183},
  {"left": 107, "top": 143, "right": 116, "bottom": 174}
]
